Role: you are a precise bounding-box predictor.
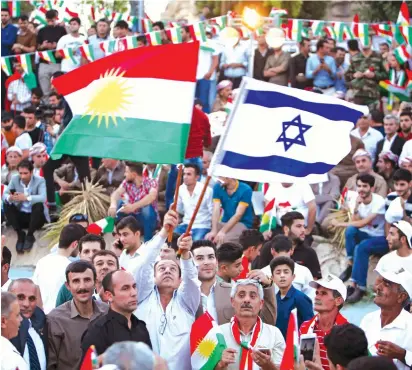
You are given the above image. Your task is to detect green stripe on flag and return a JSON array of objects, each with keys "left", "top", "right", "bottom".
[
  {"left": 199, "top": 333, "right": 227, "bottom": 370},
  {"left": 52, "top": 115, "right": 191, "bottom": 163},
  {"left": 67, "top": 48, "right": 78, "bottom": 65},
  {"left": 1, "top": 57, "right": 13, "bottom": 76}
]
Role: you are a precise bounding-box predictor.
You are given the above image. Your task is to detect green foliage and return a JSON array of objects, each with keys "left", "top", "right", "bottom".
[
  {"left": 298, "top": 1, "right": 329, "bottom": 20},
  {"left": 357, "top": 1, "right": 412, "bottom": 22},
  {"left": 195, "top": 1, "right": 221, "bottom": 17},
  {"left": 81, "top": 0, "right": 128, "bottom": 14}
]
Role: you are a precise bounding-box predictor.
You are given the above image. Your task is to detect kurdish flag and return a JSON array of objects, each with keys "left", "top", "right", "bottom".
[
  {"left": 51, "top": 43, "right": 199, "bottom": 164},
  {"left": 80, "top": 345, "right": 98, "bottom": 370},
  {"left": 280, "top": 309, "right": 299, "bottom": 370},
  {"left": 87, "top": 217, "right": 115, "bottom": 235},
  {"left": 191, "top": 312, "right": 227, "bottom": 370}
]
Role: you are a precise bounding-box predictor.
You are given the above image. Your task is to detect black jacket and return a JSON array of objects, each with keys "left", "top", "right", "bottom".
[
  {"left": 375, "top": 135, "right": 406, "bottom": 165},
  {"left": 80, "top": 309, "right": 152, "bottom": 363},
  {"left": 10, "top": 306, "right": 48, "bottom": 362}
]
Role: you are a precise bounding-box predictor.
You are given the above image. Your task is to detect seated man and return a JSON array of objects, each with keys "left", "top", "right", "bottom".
[
  {"left": 216, "top": 279, "right": 285, "bottom": 370},
  {"left": 376, "top": 151, "right": 398, "bottom": 192},
  {"left": 108, "top": 162, "right": 158, "bottom": 242},
  {"left": 175, "top": 164, "right": 213, "bottom": 241},
  {"left": 93, "top": 158, "right": 125, "bottom": 195},
  {"left": 29, "top": 142, "right": 48, "bottom": 177},
  {"left": 333, "top": 173, "right": 388, "bottom": 303},
  {"left": 3, "top": 159, "right": 46, "bottom": 253},
  {"left": 53, "top": 161, "right": 84, "bottom": 204},
  {"left": 206, "top": 177, "right": 253, "bottom": 245}
]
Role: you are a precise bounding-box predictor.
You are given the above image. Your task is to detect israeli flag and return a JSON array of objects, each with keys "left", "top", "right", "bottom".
[{"left": 210, "top": 78, "right": 369, "bottom": 183}]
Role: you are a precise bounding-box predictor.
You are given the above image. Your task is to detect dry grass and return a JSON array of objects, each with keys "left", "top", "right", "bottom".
[
  {"left": 328, "top": 207, "right": 352, "bottom": 251},
  {"left": 43, "top": 181, "right": 110, "bottom": 247}
]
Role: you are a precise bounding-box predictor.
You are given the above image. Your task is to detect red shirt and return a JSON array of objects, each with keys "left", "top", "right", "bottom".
[
  {"left": 299, "top": 313, "right": 348, "bottom": 370},
  {"left": 399, "top": 131, "right": 412, "bottom": 141},
  {"left": 185, "top": 107, "right": 212, "bottom": 159},
  {"left": 234, "top": 255, "right": 250, "bottom": 281}
]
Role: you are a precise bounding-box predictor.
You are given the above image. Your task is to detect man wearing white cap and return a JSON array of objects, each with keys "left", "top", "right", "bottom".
[
  {"left": 29, "top": 142, "right": 48, "bottom": 178},
  {"left": 344, "top": 149, "right": 388, "bottom": 197},
  {"left": 376, "top": 221, "right": 412, "bottom": 274},
  {"left": 360, "top": 267, "right": 412, "bottom": 370},
  {"left": 300, "top": 274, "right": 348, "bottom": 370}
]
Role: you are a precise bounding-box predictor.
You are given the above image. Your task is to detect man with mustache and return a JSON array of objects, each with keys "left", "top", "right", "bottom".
[
  {"left": 360, "top": 267, "right": 412, "bottom": 370},
  {"left": 333, "top": 173, "right": 388, "bottom": 303},
  {"left": 300, "top": 274, "right": 348, "bottom": 370},
  {"left": 47, "top": 260, "right": 108, "bottom": 370},
  {"left": 80, "top": 269, "right": 151, "bottom": 360},
  {"left": 216, "top": 279, "right": 285, "bottom": 370}
]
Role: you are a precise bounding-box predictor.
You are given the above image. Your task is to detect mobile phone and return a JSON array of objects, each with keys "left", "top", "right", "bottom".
[
  {"left": 10, "top": 189, "right": 16, "bottom": 195},
  {"left": 256, "top": 347, "right": 271, "bottom": 356},
  {"left": 300, "top": 334, "right": 316, "bottom": 362}
]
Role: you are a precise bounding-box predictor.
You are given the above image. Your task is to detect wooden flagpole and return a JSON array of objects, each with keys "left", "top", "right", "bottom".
[{"left": 168, "top": 164, "right": 183, "bottom": 243}]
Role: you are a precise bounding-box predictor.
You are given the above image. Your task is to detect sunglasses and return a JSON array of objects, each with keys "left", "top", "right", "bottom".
[{"left": 69, "top": 214, "right": 88, "bottom": 223}]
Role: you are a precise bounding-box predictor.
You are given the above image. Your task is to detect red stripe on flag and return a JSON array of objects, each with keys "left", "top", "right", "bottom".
[
  {"left": 190, "top": 312, "right": 215, "bottom": 355},
  {"left": 264, "top": 198, "right": 275, "bottom": 213},
  {"left": 53, "top": 42, "right": 199, "bottom": 96}
]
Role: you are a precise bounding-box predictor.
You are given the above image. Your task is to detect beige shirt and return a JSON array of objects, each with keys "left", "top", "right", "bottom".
[
  {"left": 264, "top": 51, "right": 291, "bottom": 86},
  {"left": 47, "top": 299, "right": 108, "bottom": 370}
]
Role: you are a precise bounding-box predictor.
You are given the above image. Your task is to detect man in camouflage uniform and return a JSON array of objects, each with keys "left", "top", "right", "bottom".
[{"left": 345, "top": 40, "right": 388, "bottom": 110}]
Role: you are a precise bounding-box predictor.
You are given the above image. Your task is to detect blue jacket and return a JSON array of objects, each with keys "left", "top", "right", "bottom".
[{"left": 1, "top": 23, "right": 17, "bottom": 56}]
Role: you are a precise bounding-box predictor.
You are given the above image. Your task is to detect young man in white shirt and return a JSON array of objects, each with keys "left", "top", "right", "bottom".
[
  {"left": 12, "top": 115, "right": 32, "bottom": 159},
  {"left": 56, "top": 17, "right": 86, "bottom": 72},
  {"left": 261, "top": 235, "right": 315, "bottom": 302},
  {"left": 377, "top": 221, "right": 412, "bottom": 274},
  {"left": 7, "top": 61, "right": 32, "bottom": 114},
  {"left": 32, "top": 224, "right": 86, "bottom": 314},
  {"left": 360, "top": 267, "right": 412, "bottom": 370},
  {"left": 333, "top": 173, "right": 388, "bottom": 303},
  {"left": 175, "top": 163, "right": 213, "bottom": 241}
]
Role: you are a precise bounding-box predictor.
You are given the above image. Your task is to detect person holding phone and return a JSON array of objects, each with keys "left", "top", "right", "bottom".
[{"left": 216, "top": 279, "right": 285, "bottom": 370}]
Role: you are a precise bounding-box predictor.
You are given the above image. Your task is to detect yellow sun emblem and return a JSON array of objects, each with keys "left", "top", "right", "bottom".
[
  {"left": 84, "top": 68, "right": 133, "bottom": 128},
  {"left": 197, "top": 338, "right": 216, "bottom": 359}
]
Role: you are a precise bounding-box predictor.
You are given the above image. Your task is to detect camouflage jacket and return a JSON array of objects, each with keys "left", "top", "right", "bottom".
[{"left": 345, "top": 51, "right": 388, "bottom": 101}]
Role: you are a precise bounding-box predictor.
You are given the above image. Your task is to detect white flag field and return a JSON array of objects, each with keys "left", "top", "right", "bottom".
[{"left": 209, "top": 77, "right": 369, "bottom": 184}]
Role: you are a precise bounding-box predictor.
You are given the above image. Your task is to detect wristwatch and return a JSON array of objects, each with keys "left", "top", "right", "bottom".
[{"left": 262, "top": 276, "right": 273, "bottom": 288}]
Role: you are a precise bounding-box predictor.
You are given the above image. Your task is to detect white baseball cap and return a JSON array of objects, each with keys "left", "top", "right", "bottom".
[
  {"left": 309, "top": 273, "right": 347, "bottom": 301},
  {"left": 374, "top": 267, "right": 412, "bottom": 300},
  {"left": 393, "top": 220, "right": 412, "bottom": 249}
]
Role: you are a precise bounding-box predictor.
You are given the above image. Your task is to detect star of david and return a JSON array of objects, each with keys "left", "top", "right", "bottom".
[{"left": 276, "top": 115, "right": 312, "bottom": 152}]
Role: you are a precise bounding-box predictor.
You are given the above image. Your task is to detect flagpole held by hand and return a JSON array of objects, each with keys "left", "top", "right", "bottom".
[
  {"left": 168, "top": 164, "right": 183, "bottom": 243},
  {"left": 176, "top": 176, "right": 211, "bottom": 258}
]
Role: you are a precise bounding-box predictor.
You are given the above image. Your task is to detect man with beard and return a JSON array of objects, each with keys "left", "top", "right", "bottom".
[
  {"left": 216, "top": 279, "right": 285, "bottom": 370},
  {"left": 398, "top": 110, "right": 412, "bottom": 141},
  {"left": 376, "top": 151, "right": 398, "bottom": 192},
  {"left": 80, "top": 269, "right": 151, "bottom": 359},
  {"left": 300, "top": 274, "right": 348, "bottom": 370},
  {"left": 47, "top": 261, "right": 108, "bottom": 370},
  {"left": 333, "top": 174, "right": 388, "bottom": 303},
  {"left": 1, "top": 112, "right": 16, "bottom": 146},
  {"left": 376, "top": 221, "right": 412, "bottom": 274},
  {"left": 360, "top": 267, "right": 412, "bottom": 370},
  {"left": 192, "top": 240, "right": 277, "bottom": 325}
]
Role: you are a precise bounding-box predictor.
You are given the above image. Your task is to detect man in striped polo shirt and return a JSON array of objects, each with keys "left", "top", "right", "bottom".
[
  {"left": 300, "top": 274, "right": 348, "bottom": 370},
  {"left": 384, "top": 169, "right": 412, "bottom": 228}
]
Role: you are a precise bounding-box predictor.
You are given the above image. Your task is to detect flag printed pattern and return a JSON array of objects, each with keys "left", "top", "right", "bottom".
[
  {"left": 79, "top": 44, "right": 95, "bottom": 62},
  {"left": 311, "top": 21, "right": 325, "bottom": 37},
  {"left": 397, "top": 1, "right": 410, "bottom": 26},
  {"left": 126, "top": 36, "right": 138, "bottom": 49},
  {"left": 286, "top": 19, "right": 304, "bottom": 41},
  {"left": 80, "top": 345, "right": 98, "bottom": 370},
  {"left": 166, "top": 27, "right": 183, "bottom": 44},
  {"left": 211, "top": 77, "right": 369, "bottom": 183},
  {"left": 87, "top": 217, "right": 115, "bottom": 235},
  {"left": 37, "top": 50, "right": 56, "bottom": 63},
  {"left": 1, "top": 57, "right": 13, "bottom": 76},
  {"left": 280, "top": 309, "right": 299, "bottom": 370},
  {"left": 61, "top": 48, "right": 78, "bottom": 65},
  {"left": 393, "top": 44, "right": 412, "bottom": 64},
  {"left": 146, "top": 31, "right": 162, "bottom": 46},
  {"left": 16, "top": 54, "right": 33, "bottom": 74},
  {"left": 188, "top": 23, "right": 207, "bottom": 42},
  {"left": 51, "top": 43, "right": 198, "bottom": 164},
  {"left": 190, "top": 312, "right": 227, "bottom": 370},
  {"left": 269, "top": 7, "right": 288, "bottom": 17},
  {"left": 100, "top": 39, "right": 116, "bottom": 55},
  {"left": 379, "top": 80, "right": 411, "bottom": 102},
  {"left": 141, "top": 18, "right": 153, "bottom": 33},
  {"left": 258, "top": 183, "right": 276, "bottom": 232}
]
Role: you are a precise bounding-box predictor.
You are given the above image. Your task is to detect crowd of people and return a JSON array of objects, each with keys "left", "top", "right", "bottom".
[{"left": 1, "top": 4, "right": 412, "bottom": 370}]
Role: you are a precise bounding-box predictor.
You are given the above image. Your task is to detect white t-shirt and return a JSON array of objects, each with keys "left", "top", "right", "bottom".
[
  {"left": 376, "top": 251, "right": 412, "bottom": 275},
  {"left": 32, "top": 254, "right": 71, "bottom": 314},
  {"left": 56, "top": 33, "right": 86, "bottom": 72},
  {"left": 265, "top": 182, "right": 315, "bottom": 226},
  {"left": 358, "top": 193, "right": 386, "bottom": 237},
  {"left": 196, "top": 40, "right": 220, "bottom": 80},
  {"left": 15, "top": 132, "right": 32, "bottom": 151}
]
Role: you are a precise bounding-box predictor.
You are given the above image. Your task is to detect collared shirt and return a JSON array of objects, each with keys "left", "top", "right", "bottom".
[
  {"left": 1, "top": 23, "right": 18, "bottom": 56},
  {"left": 122, "top": 177, "right": 158, "bottom": 212},
  {"left": 47, "top": 299, "right": 108, "bottom": 370},
  {"left": 219, "top": 321, "right": 285, "bottom": 369},
  {"left": 119, "top": 248, "right": 142, "bottom": 274},
  {"left": 7, "top": 78, "right": 32, "bottom": 112},
  {"left": 335, "top": 62, "right": 349, "bottom": 92},
  {"left": 19, "top": 178, "right": 33, "bottom": 213},
  {"left": 383, "top": 134, "right": 397, "bottom": 153},
  {"left": 200, "top": 281, "right": 218, "bottom": 322},
  {"left": 220, "top": 43, "right": 249, "bottom": 78},
  {"left": 289, "top": 53, "right": 312, "bottom": 89},
  {"left": 306, "top": 54, "right": 337, "bottom": 88},
  {"left": 275, "top": 285, "right": 314, "bottom": 339},
  {"left": 38, "top": 122, "right": 55, "bottom": 154},
  {"left": 300, "top": 313, "right": 348, "bottom": 370},
  {"left": 351, "top": 127, "right": 384, "bottom": 162},
  {"left": 177, "top": 181, "right": 213, "bottom": 228},
  {"left": 23, "top": 320, "right": 46, "bottom": 370},
  {"left": 135, "top": 234, "right": 201, "bottom": 370},
  {"left": 264, "top": 51, "right": 291, "bottom": 86},
  {"left": 360, "top": 309, "right": 412, "bottom": 370},
  {"left": 213, "top": 181, "right": 253, "bottom": 228},
  {"left": 0, "top": 335, "right": 29, "bottom": 370},
  {"left": 1, "top": 278, "right": 12, "bottom": 292},
  {"left": 88, "top": 34, "right": 113, "bottom": 61},
  {"left": 81, "top": 309, "right": 151, "bottom": 358}
]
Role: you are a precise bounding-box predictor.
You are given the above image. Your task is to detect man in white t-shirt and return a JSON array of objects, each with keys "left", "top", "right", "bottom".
[
  {"left": 376, "top": 221, "right": 412, "bottom": 275},
  {"left": 56, "top": 17, "right": 86, "bottom": 72},
  {"left": 32, "top": 224, "right": 86, "bottom": 313},
  {"left": 351, "top": 114, "right": 383, "bottom": 162},
  {"left": 264, "top": 182, "right": 316, "bottom": 236},
  {"left": 12, "top": 115, "right": 32, "bottom": 159},
  {"left": 332, "top": 173, "right": 388, "bottom": 304}
]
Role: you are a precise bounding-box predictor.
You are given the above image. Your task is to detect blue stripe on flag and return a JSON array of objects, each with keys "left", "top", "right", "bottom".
[
  {"left": 245, "top": 90, "right": 361, "bottom": 123},
  {"left": 221, "top": 151, "right": 334, "bottom": 177}
]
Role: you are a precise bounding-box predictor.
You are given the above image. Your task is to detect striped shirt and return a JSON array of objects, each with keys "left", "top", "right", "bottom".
[
  {"left": 300, "top": 313, "right": 348, "bottom": 370},
  {"left": 385, "top": 191, "right": 412, "bottom": 221}
]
